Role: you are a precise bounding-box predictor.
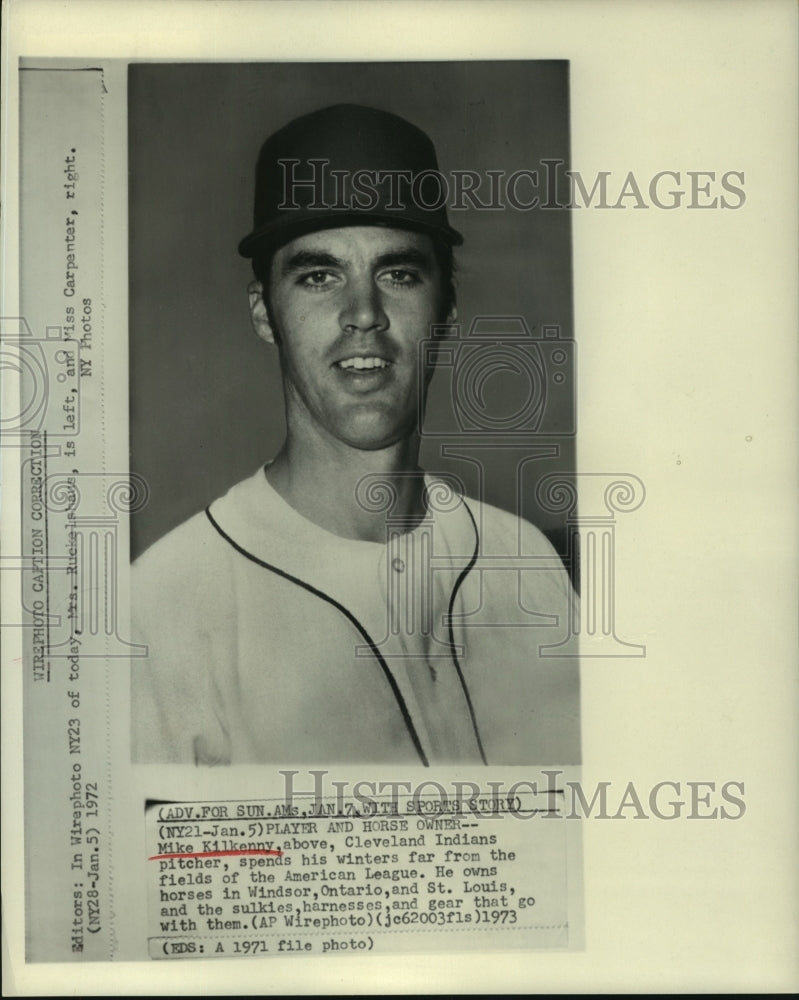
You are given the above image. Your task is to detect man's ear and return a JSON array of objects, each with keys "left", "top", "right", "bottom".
[{"left": 248, "top": 280, "right": 275, "bottom": 345}]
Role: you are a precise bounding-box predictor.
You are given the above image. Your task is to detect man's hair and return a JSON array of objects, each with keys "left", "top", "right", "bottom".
[{"left": 251, "top": 233, "right": 457, "bottom": 323}]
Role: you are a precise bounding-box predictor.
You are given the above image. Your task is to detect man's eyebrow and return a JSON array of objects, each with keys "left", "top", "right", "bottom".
[
  {"left": 372, "top": 247, "right": 435, "bottom": 271},
  {"left": 280, "top": 245, "right": 436, "bottom": 277},
  {"left": 280, "top": 250, "right": 345, "bottom": 276}
]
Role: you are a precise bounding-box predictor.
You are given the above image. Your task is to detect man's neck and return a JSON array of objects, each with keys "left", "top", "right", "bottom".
[{"left": 265, "top": 433, "right": 427, "bottom": 544}]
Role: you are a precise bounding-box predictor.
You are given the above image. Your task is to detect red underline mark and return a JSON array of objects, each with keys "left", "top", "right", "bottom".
[{"left": 149, "top": 849, "right": 283, "bottom": 860}]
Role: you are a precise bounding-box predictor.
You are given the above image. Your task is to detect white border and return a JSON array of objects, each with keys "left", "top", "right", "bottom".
[{"left": 3, "top": 1, "right": 797, "bottom": 994}]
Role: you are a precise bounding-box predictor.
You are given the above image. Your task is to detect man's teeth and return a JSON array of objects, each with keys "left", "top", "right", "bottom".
[{"left": 338, "top": 357, "right": 390, "bottom": 370}]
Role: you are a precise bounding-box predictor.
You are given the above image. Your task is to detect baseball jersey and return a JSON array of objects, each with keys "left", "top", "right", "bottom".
[{"left": 131, "top": 466, "right": 580, "bottom": 766}]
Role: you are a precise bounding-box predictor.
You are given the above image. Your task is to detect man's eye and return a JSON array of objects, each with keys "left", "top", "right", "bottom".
[
  {"left": 300, "top": 271, "right": 336, "bottom": 288},
  {"left": 382, "top": 269, "right": 421, "bottom": 286}
]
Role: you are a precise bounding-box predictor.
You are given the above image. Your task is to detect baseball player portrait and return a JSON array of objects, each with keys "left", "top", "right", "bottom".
[{"left": 130, "top": 69, "right": 580, "bottom": 767}]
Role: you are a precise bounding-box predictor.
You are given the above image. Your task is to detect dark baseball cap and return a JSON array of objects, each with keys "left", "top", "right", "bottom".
[{"left": 238, "top": 103, "right": 463, "bottom": 258}]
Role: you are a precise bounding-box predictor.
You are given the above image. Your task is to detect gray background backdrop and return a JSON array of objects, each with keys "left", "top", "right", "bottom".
[{"left": 129, "top": 61, "right": 575, "bottom": 572}]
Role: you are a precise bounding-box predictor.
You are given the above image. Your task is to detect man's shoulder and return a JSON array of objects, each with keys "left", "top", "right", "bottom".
[
  {"left": 133, "top": 508, "right": 214, "bottom": 573},
  {"left": 133, "top": 468, "right": 267, "bottom": 574},
  {"left": 130, "top": 484, "right": 256, "bottom": 630},
  {"left": 131, "top": 512, "right": 231, "bottom": 623},
  {"left": 457, "top": 490, "right": 560, "bottom": 557},
  {"left": 451, "top": 492, "right": 575, "bottom": 609}
]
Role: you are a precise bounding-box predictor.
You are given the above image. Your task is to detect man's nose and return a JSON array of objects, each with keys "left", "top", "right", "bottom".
[{"left": 339, "top": 276, "right": 388, "bottom": 333}]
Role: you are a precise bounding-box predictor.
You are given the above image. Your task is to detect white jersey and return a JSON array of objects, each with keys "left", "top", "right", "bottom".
[{"left": 131, "top": 466, "right": 580, "bottom": 766}]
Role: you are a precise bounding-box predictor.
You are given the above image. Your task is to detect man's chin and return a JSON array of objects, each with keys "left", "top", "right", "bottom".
[
  {"left": 339, "top": 434, "right": 412, "bottom": 453},
  {"left": 334, "top": 420, "right": 418, "bottom": 454}
]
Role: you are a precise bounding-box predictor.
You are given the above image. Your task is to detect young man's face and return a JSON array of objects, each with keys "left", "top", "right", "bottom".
[{"left": 251, "top": 226, "right": 454, "bottom": 452}]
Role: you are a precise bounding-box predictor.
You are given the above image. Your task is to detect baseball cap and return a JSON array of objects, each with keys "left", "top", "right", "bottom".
[{"left": 238, "top": 103, "right": 463, "bottom": 258}]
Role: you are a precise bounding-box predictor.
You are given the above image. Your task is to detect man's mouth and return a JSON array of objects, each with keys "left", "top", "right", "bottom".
[{"left": 336, "top": 356, "right": 392, "bottom": 371}]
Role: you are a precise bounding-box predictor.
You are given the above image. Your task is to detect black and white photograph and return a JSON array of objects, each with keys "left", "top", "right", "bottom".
[
  {"left": 127, "top": 61, "right": 581, "bottom": 767},
  {"left": 1, "top": 0, "right": 797, "bottom": 995}
]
